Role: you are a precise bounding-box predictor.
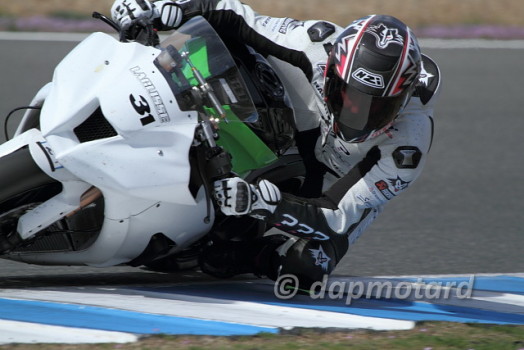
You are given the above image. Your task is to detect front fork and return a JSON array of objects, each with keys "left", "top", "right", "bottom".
[{"left": 193, "top": 117, "right": 234, "bottom": 224}]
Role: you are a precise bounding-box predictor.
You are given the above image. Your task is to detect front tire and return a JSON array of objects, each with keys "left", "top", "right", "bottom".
[{"left": 0, "top": 146, "right": 61, "bottom": 253}]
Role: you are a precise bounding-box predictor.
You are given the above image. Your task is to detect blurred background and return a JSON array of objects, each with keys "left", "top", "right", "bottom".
[{"left": 2, "top": 0, "right": 524, "bottom": 38}]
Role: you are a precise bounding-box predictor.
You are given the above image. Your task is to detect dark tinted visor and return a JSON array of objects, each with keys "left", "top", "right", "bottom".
[{"left": 326, "top": 74, "right": 408, "bottom": 142}]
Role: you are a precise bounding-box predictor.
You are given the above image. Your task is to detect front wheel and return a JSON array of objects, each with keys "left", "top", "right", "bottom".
[{"left": 0, "top": 146, "right": 62, "bottom": 253}]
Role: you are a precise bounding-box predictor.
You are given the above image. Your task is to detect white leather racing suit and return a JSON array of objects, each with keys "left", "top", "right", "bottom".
[{"left": 171, "top": 0, "right": 441, "bottom": 281}]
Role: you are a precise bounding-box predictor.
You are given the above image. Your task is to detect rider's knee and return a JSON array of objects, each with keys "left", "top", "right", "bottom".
[{"left": 263, "top": 236, "right": 339, "bottom": 289}]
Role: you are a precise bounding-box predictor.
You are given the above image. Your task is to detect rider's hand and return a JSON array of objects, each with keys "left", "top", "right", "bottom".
[
  {"left": 111, "top": 0, "right": 155, "bottom": 28},
  {"left": 156, "top": 1, "right": 183, "bottom": 28},
  {"left": 213, "top": 178, "right": 281, "bottom": 219},
  {"left": 111, "top": 0, "right": 182, "bottom": 29}
]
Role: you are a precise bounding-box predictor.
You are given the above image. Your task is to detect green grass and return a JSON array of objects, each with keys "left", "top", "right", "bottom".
[{"left": 2, "top": 322, "right": 524, "bottom": 350}]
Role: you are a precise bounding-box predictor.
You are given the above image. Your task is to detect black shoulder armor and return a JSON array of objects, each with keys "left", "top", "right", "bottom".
[
  {"left": 414, "top": 54, "right": 441, "bottom": 105},
  {"left": 308, "top": 21, "right": 336, "bottom": 42}
]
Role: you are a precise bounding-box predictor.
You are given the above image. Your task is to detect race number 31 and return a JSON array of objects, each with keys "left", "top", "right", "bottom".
[{"left": 129, "top": 94, "right": 155, "bottom": 126}]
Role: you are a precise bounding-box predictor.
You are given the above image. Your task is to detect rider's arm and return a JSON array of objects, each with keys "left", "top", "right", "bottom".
[
  {"left": 173, "top": 0, "right": 340, "bottom": 80},
  {"left": 266, "top": 97, "right": 435, "bottom": 251}
]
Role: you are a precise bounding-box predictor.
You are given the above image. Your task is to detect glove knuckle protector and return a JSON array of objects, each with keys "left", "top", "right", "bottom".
[
  {"left": 213, "top": 178, "right": 252, "bottom": 216},
  {"left": 111, "top": 0, "right": 183, "bottom": 29},
  {"left": 111, "top": 0, "right": 154, "bottom": 26},
  {"left": 213, "top": 177, "right": 281, "bottom": 219}
]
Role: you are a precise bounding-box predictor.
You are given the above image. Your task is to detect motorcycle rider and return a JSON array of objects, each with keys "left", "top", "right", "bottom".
[{"left": 111, "top": 0, "right": 440, "bottom": 290}]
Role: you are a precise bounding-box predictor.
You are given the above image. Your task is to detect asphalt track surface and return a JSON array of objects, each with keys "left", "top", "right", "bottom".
[{"left": 0, "top": 35, "right": 522, "bottom": 288}]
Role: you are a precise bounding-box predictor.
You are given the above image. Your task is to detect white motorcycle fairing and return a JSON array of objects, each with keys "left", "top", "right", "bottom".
[
  {"left": 43, "top": 32, "right": 199, "bottom": 206},
  {"left": 5, "top": 32, "right": 214, "bottom": 266}
]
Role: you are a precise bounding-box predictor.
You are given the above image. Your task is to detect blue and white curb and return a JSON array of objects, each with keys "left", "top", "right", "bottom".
[
  {"left": 0, "top": 273, "right": 523, "bottom": 344},
  {"left": 0, "top": 319, "right": 137, "bottom": 344}
]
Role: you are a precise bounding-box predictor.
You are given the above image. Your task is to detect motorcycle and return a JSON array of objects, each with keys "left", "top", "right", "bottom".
[{"left": 0, "top": 14, "right": 304, "bottom": 271}]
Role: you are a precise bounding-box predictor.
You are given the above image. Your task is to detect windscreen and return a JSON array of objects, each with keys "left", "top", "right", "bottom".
[{"left": 154, "top": 16, "right": 258, "bottom": 122}]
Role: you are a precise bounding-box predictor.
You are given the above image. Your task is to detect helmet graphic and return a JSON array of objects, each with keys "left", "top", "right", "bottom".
[{"left": 324, "top": 15, "right": 422, "bottom": 142}]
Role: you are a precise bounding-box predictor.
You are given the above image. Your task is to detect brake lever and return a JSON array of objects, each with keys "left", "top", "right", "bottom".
[{"left": 92, "top": 11, "right": 121, "bottom": 33}]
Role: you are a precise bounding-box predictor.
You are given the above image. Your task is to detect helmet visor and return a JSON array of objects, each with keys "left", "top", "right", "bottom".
[{"left": 327, "top": 75, "right": 409, "bottom": 142}]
